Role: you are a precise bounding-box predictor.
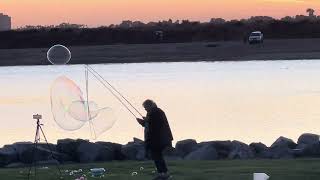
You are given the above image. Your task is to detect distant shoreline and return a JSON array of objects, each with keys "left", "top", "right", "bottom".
[{"left": 0, "top": 38, "right": 320, "bottom": 66}]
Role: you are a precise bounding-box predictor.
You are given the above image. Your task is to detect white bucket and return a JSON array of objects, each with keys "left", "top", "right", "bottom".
[{"left": 253, "top": 173, "right": 269, "bottom": 180}]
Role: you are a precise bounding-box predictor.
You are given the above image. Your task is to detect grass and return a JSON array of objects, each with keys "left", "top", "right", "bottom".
[{"left": 0, "top": 159, "right": 320, "bottom": 180}]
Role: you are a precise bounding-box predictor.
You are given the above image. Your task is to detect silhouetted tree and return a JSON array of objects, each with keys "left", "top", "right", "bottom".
[
  {"left": 306, "top": 8, "right": 315, "bottom": 17},
  {"left": 210, "top": 18, "right": 225, "bottom": 24},
  {"left": 1, "top": 12, "right": 320, "bottom": 49}
]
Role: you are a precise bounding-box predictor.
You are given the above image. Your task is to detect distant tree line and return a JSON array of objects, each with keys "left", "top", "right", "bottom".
[{"left": 0, "top": 9, "right": 320, "bottom": 49}]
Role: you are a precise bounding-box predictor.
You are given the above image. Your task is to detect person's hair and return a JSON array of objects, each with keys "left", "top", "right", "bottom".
[{"left": 143, "top": 99, "right": 157, "bottom": 108}]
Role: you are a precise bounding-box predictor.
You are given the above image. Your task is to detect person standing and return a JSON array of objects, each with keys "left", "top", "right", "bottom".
[{"left": 136, "top": 99, "right": 173, "bottom": 180}]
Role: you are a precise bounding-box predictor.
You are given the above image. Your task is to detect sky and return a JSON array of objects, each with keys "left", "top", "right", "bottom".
[{"left": 0, "top": 0, "right": 319, "bottom": 28}]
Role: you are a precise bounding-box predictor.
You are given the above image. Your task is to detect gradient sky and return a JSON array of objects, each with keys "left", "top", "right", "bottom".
[{"left": 0, "top": 0, "right": 319, "bottom": 28}]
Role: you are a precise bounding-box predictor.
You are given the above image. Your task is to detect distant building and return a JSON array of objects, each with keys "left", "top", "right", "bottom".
[{"left": 0, "top": 13, "right": 11, "bottom": 31}]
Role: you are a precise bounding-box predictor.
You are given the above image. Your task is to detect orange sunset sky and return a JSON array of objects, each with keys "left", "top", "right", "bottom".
[{"left": 0, "top": 0, "right": 319, "bottom": 28}]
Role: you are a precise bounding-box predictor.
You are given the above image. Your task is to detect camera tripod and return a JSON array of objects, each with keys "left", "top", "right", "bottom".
[{"left": 27, "top": 114, "right": 62, "bottom": 180}]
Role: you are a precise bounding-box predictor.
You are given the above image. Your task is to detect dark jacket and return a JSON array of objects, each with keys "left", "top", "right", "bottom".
[{"left": 141, "top": 107, "right": 173, "bottom": 150}]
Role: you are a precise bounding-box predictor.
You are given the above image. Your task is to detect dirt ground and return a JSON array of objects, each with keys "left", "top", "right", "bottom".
[{"left": 1, "top": 38, "right": 320, "bottom": 66}]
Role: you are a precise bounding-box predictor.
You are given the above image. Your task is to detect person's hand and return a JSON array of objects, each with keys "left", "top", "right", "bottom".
[{"left": 136, "top": 118, "right": 144, "bottom": 124}]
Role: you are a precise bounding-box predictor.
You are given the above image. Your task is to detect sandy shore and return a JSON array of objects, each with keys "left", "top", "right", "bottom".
[{"left": 0, "top": 38, "right": 320, "bottom": 66}]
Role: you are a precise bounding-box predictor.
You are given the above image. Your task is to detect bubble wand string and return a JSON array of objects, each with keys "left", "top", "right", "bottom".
[
  {"left": 85, "top": 66, "right": 97, "bottom": 139},
  {"left": 86, "top": 66, "right": 141, "bottom": 119},
  {"left": 86, "top": 65, "right": 144, "bottom": 118}
]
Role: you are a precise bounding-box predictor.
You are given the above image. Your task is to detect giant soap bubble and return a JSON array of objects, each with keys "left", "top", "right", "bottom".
[
  {"left": 47, "top": 44, "right": 71, "bottom": 65},
  {"left": 51, "top": 76, "right": 86, "bottom": 131},
  {"left": 68, "top": 101, "right": 99, "bottom": 122},
  {"left": 50, "top": 76, "right": 117, "bottom": 138},
  {"left": 48, "top": 44, "right": 140, "bottom": 139}
]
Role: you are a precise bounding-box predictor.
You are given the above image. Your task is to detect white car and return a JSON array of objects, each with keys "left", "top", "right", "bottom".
[{"left": 248, "top": 31, "right": 264, "bottom": 44}]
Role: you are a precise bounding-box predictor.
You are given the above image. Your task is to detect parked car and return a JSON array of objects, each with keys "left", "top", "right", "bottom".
[{"left": 248, "top": 31, "right": 264, "bottom": 44}]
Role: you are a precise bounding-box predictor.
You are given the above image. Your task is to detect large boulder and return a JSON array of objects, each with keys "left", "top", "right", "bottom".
[
  {"left": 259, "top": 137, "right": 296, "bottom": 159},
  {"left": 10, "top": 142, "right": 57, "bottom": 157},
  {"left": 121, "top": 138, "right": 146, "bottom": 161},
  {"left": 19, "top": 146, "right": 61, "bottom": 164},
  {"left": 1, "top": 142, "right": 67, "bottom": 165},
  {"left": 133, "top": 137, "right": 144, "bottom": 144},
  {"left": 297, "top": 133, "right": 320, "bottom": 146},
  {"left": 228, "top": 141, "right": 254, "bottom": 159},
  {"left": 96, "top": 142, "right": 124, "bottom": 160},
  {"left": 270, "top": 136, "right": 297, "bottom": 149},
  {"left": 10, "top": 142, "right": 33, "bottom": 160},
  {"left": 296, "top": 143, "right": 320, "bottom": 157},
  {"left": 198, "top": 141, "right": 233, "bottom": 159},
  {"left": 184, "top": 145, "right": 218, "bottom": 160},
  {"left": 294, "top": 140, "right": 320, "bottom": 158},
  {"left": 0, "top": 145, "right": 18, "bottom": 167},
  {"left": 57, "top": 139, "right": 87, "bottom": 161},
  {"left": 163, "top": 147, "right": 183, "bottom": 160},
  {"left": 291, "top": 133, "right": 320, "bottom": 158},
  {"left": 76, "top": 141, "right": 114, "bottom": 163},
  {"left": 249, "top": 142, "right": 268, "bottom": 155},
  {"left": 175, "top": 139, "right": 197, "bottom": 157},
  {"left": 260, "top": 147, "right": 295, "bottom": 159}
]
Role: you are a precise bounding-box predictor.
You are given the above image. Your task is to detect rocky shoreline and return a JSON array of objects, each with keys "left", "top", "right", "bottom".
[{"left": 0, "top": 133, "right": 319, "bottom": 168}]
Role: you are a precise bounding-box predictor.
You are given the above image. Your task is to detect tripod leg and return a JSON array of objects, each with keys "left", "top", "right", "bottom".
[
  {"left": 28, "top": 125, "right": 40, "bottom": 180},
  {"left": 34, "top": 139, "right": 38, "bottom": 180},
  {"left": 39, "top": 126, "right": 62, "bottom": 177}
]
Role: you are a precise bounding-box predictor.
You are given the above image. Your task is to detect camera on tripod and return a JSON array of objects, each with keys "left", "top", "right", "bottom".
[
  {"left": 33, "top": 114, "right": 42, "bottom": 120},
  {"left": 28, "top": 114, "right": 61, "bottom": 180}
]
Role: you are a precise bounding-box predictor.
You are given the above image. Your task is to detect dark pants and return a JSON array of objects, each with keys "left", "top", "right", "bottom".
[{"left": 151, "top": 148, "right": 168, "bottom": 173}]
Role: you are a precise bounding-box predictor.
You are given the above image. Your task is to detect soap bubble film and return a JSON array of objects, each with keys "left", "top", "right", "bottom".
[
  {"left": 50, "top": 76, "right": 86, "bottom": 131},
  {"left": 50, "top": 76, "right": 117, "bottom": 138},
  {"left": 47, "top": 44, "right": 71, "bottom": 65}
]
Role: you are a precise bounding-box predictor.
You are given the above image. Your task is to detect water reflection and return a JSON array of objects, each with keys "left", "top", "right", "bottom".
[{"left": 0, "top": 60, "right": 320, "bottom": 147}]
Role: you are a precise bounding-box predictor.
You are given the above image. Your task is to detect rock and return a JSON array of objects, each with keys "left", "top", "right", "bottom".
[
  {"left": 249, "top": 142, "right": 268, "bottom": 154},
  {"left": 271, "top": 136, "right": 296, "bottom": 149},
  {"left": 121, "top": 139, "right": 146, "bottom": 161},
  {"left": 19, "top": 146, "right": 67, "bottom": 164},
  {"left": 76, "top": 141, "right": 114, "bottom": 163},
  {"left": 136, "top": 148, "right": 146, "bottom": 160},
  {"left": 36, "top": 143, "right": 57, "bottom": 152},
  {"left": 260, "top": 147, "right": 295, "bottom": 159},
  {"left": 10, "top": 142, "right": 57, "bottom": 157},
  {"left": 0, "top": 145, "right": 18, "bottom": 167},
  {"left": 19, "top": 146, "right": 49, "bottom": 163},
  {"left": 199, "top": 141, "right": 233, "bottom": 159},
  {"left": 297, "top": 133, "right": 320, "bottom": 146},
  {"left": 10, "top": 142, "right": 33, "bottom": 161},
  {"left": 133, "top": 137, "right": 144, "bottom": 144},
  {"left": 258, "top": 137, "right": 297, "bottom": 159},
  {"left": 57, "top": 139, "right": 87, "bottom": 161},
  {"left": 163, "top": 147, "right": 183, "bottom": 160},
  {"left": 96, "top": 142, "right": 125, "bottom": 160},
  {"left": 294, "top": 142, "right": 320, "bottom": 157},
  {"left": 184, "top": 145, "right": 218, "bottom": 160},
  {"left": 228, "top": 141, "right": 254, "bottom": 159},
  {"left": 0, "top": 142, "right": 66, "bottom": 166},
  {"left": 163, "top": 147, "right": 182, "bottom": 156},
  {"left": 175, "top": 139, "right": 197, "bottom": 157}
]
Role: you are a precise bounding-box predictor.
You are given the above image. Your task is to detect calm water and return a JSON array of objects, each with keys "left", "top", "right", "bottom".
[{"left": 1, "top": 60, "right": 320, "bottom": 147}]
